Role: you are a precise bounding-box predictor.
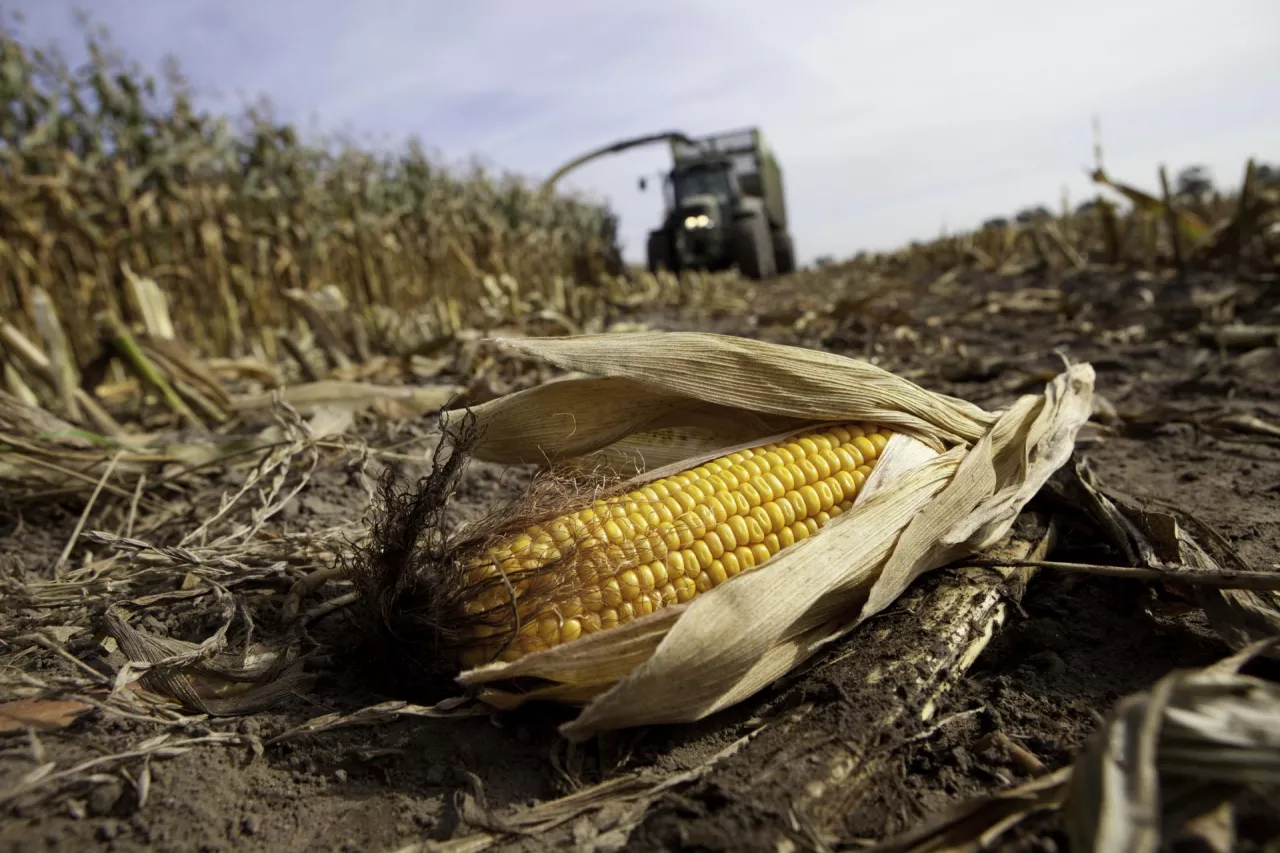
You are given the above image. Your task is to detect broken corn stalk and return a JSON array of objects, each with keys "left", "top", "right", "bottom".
[{"left": 453, "top": 422, "right": 891, "bottom": 668}]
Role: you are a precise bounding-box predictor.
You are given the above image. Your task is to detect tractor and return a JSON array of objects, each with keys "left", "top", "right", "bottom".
[{"left": 542, "top": 127, "right": 795, "bottom": 280}]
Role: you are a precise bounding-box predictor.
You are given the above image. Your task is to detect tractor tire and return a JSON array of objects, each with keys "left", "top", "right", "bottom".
[
  {"left": 647, "top": 229, "right": 674, "bottom": 274},
  {"left": 773, "top": 231, "right": 796, "bottom": 275},
  {"left": 735, "top": 215, "right": 777, "bottom": 281}
]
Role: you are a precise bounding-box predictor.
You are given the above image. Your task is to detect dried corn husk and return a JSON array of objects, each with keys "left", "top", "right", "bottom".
[{"left": 435, "top": 332, "right": 1093, "bottom": 740}]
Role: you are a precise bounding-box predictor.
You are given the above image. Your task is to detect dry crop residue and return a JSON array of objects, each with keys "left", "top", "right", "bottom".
[{"left": 3, "top": 265, "right": 1279, "bottom": 853}]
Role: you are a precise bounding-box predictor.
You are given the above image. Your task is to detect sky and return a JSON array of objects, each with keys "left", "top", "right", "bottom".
[{"left": 10, "top": 0, "right": 1280, "bottom": 265}]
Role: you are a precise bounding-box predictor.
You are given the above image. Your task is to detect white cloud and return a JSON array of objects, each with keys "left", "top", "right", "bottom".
[{"left": 16, "top": 0, "right": 1280, "bottom": 263}]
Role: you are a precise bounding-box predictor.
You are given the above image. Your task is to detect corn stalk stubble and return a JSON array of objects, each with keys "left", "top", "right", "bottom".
[{"left": 766, "top": 513, "right": 1057, "bottom": 847}]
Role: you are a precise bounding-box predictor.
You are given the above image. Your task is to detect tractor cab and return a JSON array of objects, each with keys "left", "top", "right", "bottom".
[
  {"left": 667, "top": 160, "right": 740, "bottom": 268},
  {"left": 640, "top": 127, "right": 793, "bottom": 279}
]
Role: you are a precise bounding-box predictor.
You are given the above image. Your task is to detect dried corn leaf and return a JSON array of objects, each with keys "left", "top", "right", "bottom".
[
  {"left": 1151, "top": 512, "right": 1280, "bottom": 655},
  {"left": 445, "top": 332, "right": 1094, "bottom": 739},
  {"left": 101, "top": 610, "right": 314, "bottom": 716},
  {"left": 560, "top": 402, "right": 809, "bottom": 477},
  {"left": 869, "top": 641, "right": 1280, "bottom": 853},
  {"left": 0, "top": 698, "right": 92, "bottom": 733},
  {"left": 444, "top": 376, "right": 723, "bottom": 465},
  {"left": 1090, "top": 168, "right": 1210, "bottom": 243},
  {"left": 867, "top": 768, "right": 1071, "bottom": 853},
  {"left": 1056, "top": 462, "right": 1280, "bottom": 655},
  {"left": 450, "top": 333, "right": 997, "bottom": 457},
  {"left": 565, "top": 422, "right": 798, "bottom": 477},
  {"left": 1063, "top": 639, "right": 1280, "bottom": 853},
  {"left": 234, "top": 381, "right": 461, "bottom": 418}
]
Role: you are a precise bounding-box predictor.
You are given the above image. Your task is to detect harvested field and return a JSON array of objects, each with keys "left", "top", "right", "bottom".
[
  {"left": 5, "top": 21, "right": 1280, "bottom": 853},
  {"left": 6, "top": 250, "right": 1280, "bottom": 852}
]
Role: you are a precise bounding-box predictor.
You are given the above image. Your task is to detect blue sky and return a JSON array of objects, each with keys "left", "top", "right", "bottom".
[{"left": 11, "top": 0, "right": 1280, "bottom": 264}]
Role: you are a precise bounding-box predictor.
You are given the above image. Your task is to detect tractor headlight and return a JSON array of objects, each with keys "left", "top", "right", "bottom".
[{"left": 683, "top": 214, "right": 713, "bottom": 230}]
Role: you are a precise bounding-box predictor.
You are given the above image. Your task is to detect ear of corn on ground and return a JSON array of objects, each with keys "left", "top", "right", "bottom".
[{"left": 452, "top": 422, "right": 891, "bottom": 668}]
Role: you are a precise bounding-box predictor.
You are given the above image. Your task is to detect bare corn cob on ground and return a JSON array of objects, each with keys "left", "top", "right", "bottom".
[{"left": 452, "top": 422, "right": 891, "bottom": 669}]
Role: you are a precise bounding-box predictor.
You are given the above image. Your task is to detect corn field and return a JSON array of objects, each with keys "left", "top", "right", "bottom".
[
  {"left": 852, "top": 161, "right": 1279, "bottom": 282},
  {"left": 0, "top": 21, "right": 623, "bottom": 366}
]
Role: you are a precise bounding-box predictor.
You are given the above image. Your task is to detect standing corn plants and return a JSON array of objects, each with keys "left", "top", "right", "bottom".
[{"left": 0, "top": 20, "right": 623, "bottom": 366}]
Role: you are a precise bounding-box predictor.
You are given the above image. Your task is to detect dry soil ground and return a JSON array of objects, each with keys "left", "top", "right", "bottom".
[{"left": 3, "top": 263, "right": 1279, "bottom": 852}]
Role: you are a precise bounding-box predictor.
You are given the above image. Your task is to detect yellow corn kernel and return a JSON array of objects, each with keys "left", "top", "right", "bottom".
[
  {"left": 826, "top": 476, "right": 845, "bottom": 505},
  {"left": 691, "top": 540, "right": 714, "bottom": 570},
  {"left": 674, "top": 576, "right": 697, "bottom": 602},
  {"left": 656, "top": 521, "right": 681, "bottom": 552},
  {"left": 634, "top": 536, "right": 657, "bottom": 565},
  {"left": 786, "top": 491, "right": 807, "bottom": 521},
  {"left": 704, "top": 528, "right": 726, "bottom": 558},
  {"left": 715, "top": 521, "right": 738, "bottom": 551},
  {"left": 711, "top": 492, "right": 735, "bottom": 524},
  {"left": 665, "top": 549, "right": 687, "bottom": 580},
  {"left": 798, "top": 485, "right": 821, "bottom": 517},
  {"left": 749, "top": 505, "right": 773, "bottom": 535},
  {"left": 810, "top": 453, "right": 832, "bottom": 480},
  {"left": 693, "top": 501, "right": 718, "bottom": 530},
  {"left": 757, "top": 473, "right": 783, "bottom": 502},
  {"left": 775, "top": 464, "right": 796, "bottom": 491},
  {"left": 785, "top": 463, "right": 806, "bottom": 489},
  {"left": 618, "top": 569, "right": 641, "bottom": 601},
  {"left": 602, "top": 577, "right": 623, "bottom": 607}
]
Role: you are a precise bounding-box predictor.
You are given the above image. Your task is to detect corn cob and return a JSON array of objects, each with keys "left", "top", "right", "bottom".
[{"left": 452, "top": 422, "right": 891, "bottom": 668}]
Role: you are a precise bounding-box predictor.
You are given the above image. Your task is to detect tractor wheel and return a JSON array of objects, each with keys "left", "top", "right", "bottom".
[
  {"left": 646, "top": 229, "right": 673, "bottom": 274},
  {"left": 773, "top": 232, "right": 796, "bottom": 275},
  {"left": 735, "top": 215, "right": 777, "bottom": 280}
]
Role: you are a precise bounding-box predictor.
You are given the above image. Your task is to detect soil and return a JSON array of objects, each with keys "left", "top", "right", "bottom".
[{"left": 3, "top": 262, "right": 1279, "bottom": 853}]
